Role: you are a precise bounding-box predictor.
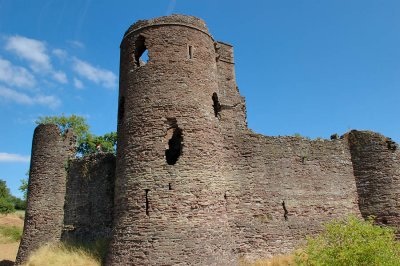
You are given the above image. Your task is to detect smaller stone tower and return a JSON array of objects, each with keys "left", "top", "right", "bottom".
[
  {"left": 347, "top": 130, "right": 400, "bottom": 227},
  {"left": 15, "top": 124, "right": 75, "bottom": 265}
]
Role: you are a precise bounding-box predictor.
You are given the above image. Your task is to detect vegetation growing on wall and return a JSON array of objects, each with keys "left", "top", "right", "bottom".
[{"left": 35, "top": 114, "right": 117, "bottom": 156}]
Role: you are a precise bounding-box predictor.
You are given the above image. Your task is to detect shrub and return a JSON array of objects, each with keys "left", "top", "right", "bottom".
[
  {"left": 295, "top": 216, "right": 400, "bottom": 266},
  {"left": 0, "top": 197, "right": 15, "bottom": 214}
]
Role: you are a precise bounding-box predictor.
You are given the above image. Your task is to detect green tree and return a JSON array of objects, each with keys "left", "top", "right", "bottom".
[
  {"left": 35, "top": 114, "right": 116, "bottom": 156},
  {"left": 19, "top": 177, "right": 28, "bottom": 200},
  {"left": 296, "top": 216, "right": 400, "bottom": 266},
  {"left": 0, "top": 179, "right": 15, "bottom": 213}
]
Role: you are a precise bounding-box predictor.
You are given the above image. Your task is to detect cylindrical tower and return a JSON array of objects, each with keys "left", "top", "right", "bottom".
[
  {"left": 107, "top": 15, "right": 235, "bottom": 265},
  {"left": 16, "top": 124, "right": 75, "bottom": 264},
  {"left": 347, "top": 130, "right": 400, "bottom": 228}
]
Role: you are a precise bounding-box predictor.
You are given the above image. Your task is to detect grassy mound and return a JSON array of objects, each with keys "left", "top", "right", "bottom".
[{"left": 24, "top": 243, "right": 101, "bottom": 266}]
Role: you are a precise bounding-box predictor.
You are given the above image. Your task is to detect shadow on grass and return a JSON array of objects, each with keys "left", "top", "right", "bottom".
[{"left": 0, "top": 260, "right": 14, "bottom": 266}]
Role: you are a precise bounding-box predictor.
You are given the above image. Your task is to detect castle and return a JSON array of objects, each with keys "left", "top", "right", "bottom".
[{"left": 15, "top": 15, "right": 400, "bottom": 265}]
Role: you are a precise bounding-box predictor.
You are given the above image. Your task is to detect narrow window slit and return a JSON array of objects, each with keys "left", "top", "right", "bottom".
[
  {"left": 168, "top": 183, "right": 172, "bottom": 190},
  {"left": 188, "top": 45, "right": 193, "bottom": 59},
  {"left": 212, "top": 93, "right": 222, "bottom": 118},
  {"left": 145, "top": 189, "right": 150, "bottom": 216}
]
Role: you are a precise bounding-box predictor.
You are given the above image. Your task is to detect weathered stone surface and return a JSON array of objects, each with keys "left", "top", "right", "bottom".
[
  {"left": 19, "top": 14, "right": 400, "bottom": 266},
  {"left": 15, "top": 125, "right": 75, "bottom": 265},
  {"left": 62, "top": 153, "right": 115, "bottom": 244},
  {"left": 347, "top": 130, "right": 400, "bottom": 227}
]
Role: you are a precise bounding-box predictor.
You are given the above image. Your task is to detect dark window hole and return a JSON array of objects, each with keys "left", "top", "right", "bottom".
[
  {"left": 134, "top": 36, "right": 148, "bottom": 67},
  {"left": 145, "top": 189, "right": 150, "bottom": 216},
  {"left": 165, "top": 127, "right": 183, "bottom": 165},
  {"left": 188, "top": 45, "right": 193, "bottom": 59},
  {"left": 168, "top": 183, "right": 172, "bottom": 190},
  {"left": 212, "top": 92, "right": 221, "bottom": 118},
  {"left": 118, "top": 96, "right": 125, "bottom": 121}
]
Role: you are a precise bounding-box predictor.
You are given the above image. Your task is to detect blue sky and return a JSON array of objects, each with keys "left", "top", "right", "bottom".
[{"left": 0, "top": 0, "right": 399, "bottom": 197}]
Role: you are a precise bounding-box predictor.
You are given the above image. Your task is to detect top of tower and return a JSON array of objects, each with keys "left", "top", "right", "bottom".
[{"left": 123, "top": 14, "right": 211, "bottom": 39}]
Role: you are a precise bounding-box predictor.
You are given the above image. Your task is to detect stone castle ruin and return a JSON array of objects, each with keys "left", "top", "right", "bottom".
[{"left": 15, "top": 15, "right": 400, "bottom": 265}]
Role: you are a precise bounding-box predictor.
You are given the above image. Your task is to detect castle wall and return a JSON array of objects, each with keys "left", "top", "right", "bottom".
[
  {"left": 62, "top": 153, "right": 115, "bottom": 244},
  {"left": 225, "top": 133, "right": 361, "bottom": 259},
  {"left": 347, "top": 130, "right": 400, "bottom": 227},
  {"left": 108, "top": 15, "right": 235, "bottom": 265},
  {"left": 16, "top": 125, "right": 75, "bottom": 265}
]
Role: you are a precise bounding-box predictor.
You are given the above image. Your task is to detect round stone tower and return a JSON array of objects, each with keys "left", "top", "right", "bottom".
[
  {"left": 16, "top": 124, "right": 75, "bottom": 265},
  {"left": 107, "top": 15, "right": 235, "bottom": 265},
  {"left": 347, "top": 130, "right": 400, "bottom": 228}
]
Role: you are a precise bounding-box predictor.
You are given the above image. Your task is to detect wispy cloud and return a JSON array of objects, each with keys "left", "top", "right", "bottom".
[
  {"left": 72, "top": 58, "right": 117, "bottom": 89},
  {"left": 52, "top": 48, "right": 68, "bottom": 60},
  {"left": 0, "top": 86, "right": 61, "bottom": 109},
  {"left": 73, "top": 77, "right": 84, "bottom": 89},
  {"left": 0, "top": 57, "right": 36, "bottom": 88},
  {"left": 5, "top": 35, "right": 52, "bottom": 72},
  {"left": 166, "top": 0, "right": 177, "bottom": 15},
  {"left": 67, "top": 40, "right": 85, "bottom": 49},
  {"left": 0, "top": 152, "right": 30, "bottom": 163},
  {"left": 4, "top": 35, "right": 68, "bottom": 84},
  {"left": 52, "top": 70, "right": 68, "bottom": 84}
]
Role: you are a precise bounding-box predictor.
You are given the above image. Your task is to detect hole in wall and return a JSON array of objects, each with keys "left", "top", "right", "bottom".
[
  {"left": 118, "top": 96, "right": 125, "bottom": 121},
  {"left": 134, "top": 35, "right": 148, "bottom": 66},
  {"left": 168, "top": 183, "right": 172, "bottom": 190},
  {"left": 212, "top": 92, "right": 222, "bottom": 118},
  {"left": 165, "top": 127, "right": 183, "bottom": 165},
  {"left": 145, "top": 189, "right": 150, "bottom": 216},
  {"left": 382, "top": 217, "right": 388, "bottom": 225}
]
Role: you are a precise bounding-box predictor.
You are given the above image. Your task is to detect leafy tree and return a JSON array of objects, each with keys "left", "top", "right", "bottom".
[
  {"left": 296, "top": 216, "right": 400, "bottom": 266},
  {"left": 19, "top": 177, "right": 28, "bottom": 200},
  {"left": 35, "top": 114, "right": 117, "bottom": 156},
  {"left": 0, "top": 179, "right": 15, "bottom": 213}
]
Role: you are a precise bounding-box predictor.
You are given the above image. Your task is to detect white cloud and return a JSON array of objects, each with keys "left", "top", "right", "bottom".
[
  {"left": 52, "top": 71, "right": 68, "bottom": 84},
  {"left": 0, "top": 57, "right": 36, "bottom": 88},
  {"left": 4, "top": 35, "right": 69, "bottom": 84},
  {"left": 73, "top": 77, "right": 84, "bottom": 89},
  {"left": 52, "top": 48, "right": 68, "bottom": 60},
  {"left": 72, "top": 58, "right": 117, "bottom": 89},
  {"left": 0, "top": 86, "right": 61, "bottom": 108},
  {"left": 0, "top": 152, "right": 30, "bottom": 163},
  {"left": 5, "top": 35, "right": 52, "bottom": 72}
]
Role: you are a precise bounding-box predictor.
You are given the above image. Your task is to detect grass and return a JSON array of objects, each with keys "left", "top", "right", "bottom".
[
  {"left": 240, "top": 254, "right": 296, "bottom": 266},
  {"left": 0, "top": 225, "right": 23, "bottom": 244},
  {"left": 24, "top": 243, "right": 101, "bottom": 266}
]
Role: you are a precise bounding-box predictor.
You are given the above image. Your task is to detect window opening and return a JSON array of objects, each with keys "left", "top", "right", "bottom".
[
  {"left": 145, "top": 189, "right": 150, "bottom": 216},
  {"left": 165, "top": 127, "right": 183, "bottom": 165},
  {"left": 134, "top": 36, "right": 148, "bottom": 66},
  {"left": 212, "top": 92, "right": 222, "bottom": 118},
  {"left": 188, "top": 45, "right": 193, "bottom": 59}
]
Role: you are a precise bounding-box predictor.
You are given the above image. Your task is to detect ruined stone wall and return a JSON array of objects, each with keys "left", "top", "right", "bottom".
[
  {"left": 16, "top": 125, "right": 75, "bottom": 265},
  {"left": 347, "top": 130, "right": 400, "bottom": 227},
  {"left": 222, "top": 133, "right": 361, "bottom": 260},
  {"left": 215, "top": 41, "right": 247, "bottom": 133},
  {"left": 62, "top": 153, "right": 115, "bottom": 244},
  {"left": 107, "top": 15, "right": 235, "bottom": 265}
]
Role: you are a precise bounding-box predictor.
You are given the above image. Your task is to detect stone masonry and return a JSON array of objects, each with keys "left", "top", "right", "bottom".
[{"left": 17, "top": 15, "right": 400, "bottom": 265}]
